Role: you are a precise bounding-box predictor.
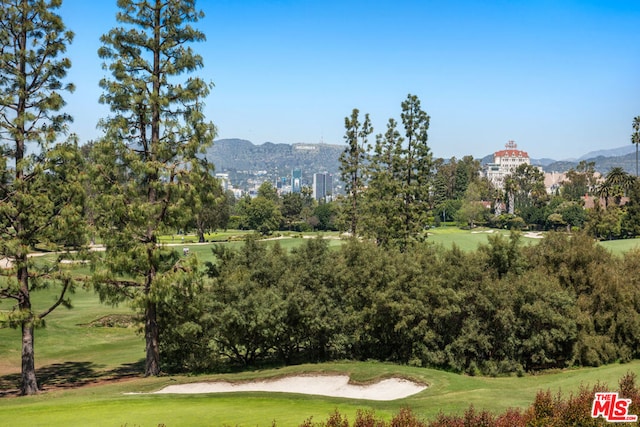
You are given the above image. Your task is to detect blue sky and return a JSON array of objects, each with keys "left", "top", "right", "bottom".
[{"left": 59, "top": 0, "right": 640, "bottom": 160}]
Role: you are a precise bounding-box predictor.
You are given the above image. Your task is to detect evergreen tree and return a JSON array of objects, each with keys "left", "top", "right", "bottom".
[
  {"left": 456, "top": 181, "right": 487, "bottom": 228},
  {"left": 338, "top": 109, "right": 372, "bottom": 236},
  {"left": 364, "top": 94, "right": 432, "bottom": 249},
  {"left": 397, "top": 94, "right": 433, "bottom": 248},
  {"left": 185, "top": 159, "right": 228, "bottom": 243},
  {"left": 92, "top": 0, "right": 215, "bottom": 376},
  {"left": 362, "top": 118, "right": 403, "bottom": 246},
  {"left": 0, "top": 0, "right": 83, "bottom": 395},
  {"left": 453, "top": 156, "right": 480, "bottom": 199},
  {"left": 561, "top": 160, "right": 597, "bottom": 201},
  {"left": 280, "top": 192, "right": 304, "bottom": 229},
  {"left": 632, "top": 116, "right": 640, "bottom": 177},
  {"left": 432, "top": 158, "right": 454, "bottom": 205}
]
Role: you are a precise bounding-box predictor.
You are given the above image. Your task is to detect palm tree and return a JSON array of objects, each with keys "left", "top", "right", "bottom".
[
  {"left": 633, "top": 116, "right": 640, "bottom": 177},
  {"left": 503, "top": 175, "right": 517, "bottom": 214},
  {"left": 598, "top": 167, "right": 635, "bottom": 207}
]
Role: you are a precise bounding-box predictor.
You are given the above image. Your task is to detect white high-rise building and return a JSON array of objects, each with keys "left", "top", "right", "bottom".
[{"left": 291, "top": 169, "right": 302, "bottom": 193}]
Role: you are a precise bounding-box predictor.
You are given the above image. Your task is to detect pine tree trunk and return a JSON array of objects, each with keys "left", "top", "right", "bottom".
[
  {"left": 21, "top": 321, "right": 38, "bottom": 395},
  {"left": 144, "top": 299, "right": 161, "bottom": 376},
  {"left": 18, "top": 263, "right": 38, "bottom": 395}
]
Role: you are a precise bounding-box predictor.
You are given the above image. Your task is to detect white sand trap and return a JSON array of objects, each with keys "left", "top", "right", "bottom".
[
  {"left": 523, "top": 232, "right": 543, "bottom": 239},
  {"left": 152, "top": 375, "right": 427, "bottom": 401}
]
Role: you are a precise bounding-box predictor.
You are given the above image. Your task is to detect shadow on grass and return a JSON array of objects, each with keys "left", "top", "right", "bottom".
[{"left": 0, "top": 359, "right": 145, "bottom": 397}]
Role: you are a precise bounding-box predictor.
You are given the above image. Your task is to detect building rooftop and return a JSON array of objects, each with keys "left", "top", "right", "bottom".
[{"left": 494, "top": 140, "right": 529, "bottom": 159}]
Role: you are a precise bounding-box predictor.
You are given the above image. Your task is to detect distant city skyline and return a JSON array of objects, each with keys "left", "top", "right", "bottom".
[{"left": 59, "top": 0, "right": 640, "bottom": 161}]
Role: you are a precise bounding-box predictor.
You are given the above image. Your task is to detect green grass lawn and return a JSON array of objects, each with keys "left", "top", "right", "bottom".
[
  {"left": 23, "top": 228, "right": 640, "bottom": 264},
  {"left": 428, "top": 226, "right": 640, "bottom": 256},
  {"left": 598, "top": 237, "right": 640, "bottom": 255},
  {"left": 0, "top": 358, "right": 638, "bottom": 426},
  {"left": 177, "top": 234, "right": 344, "bottom": 265},
  {"left": 427, "top": 226, "right": 511, "bottom": 251},
  {"left": 0, "top": 285, "right": 142, "bottom": 379}
]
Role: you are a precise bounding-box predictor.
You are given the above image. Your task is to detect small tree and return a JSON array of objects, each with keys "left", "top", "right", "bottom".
[
  {"left": 236, "top": 194, "right": 283, "bottom": 235},
  {"left": 457, "top": 182, "right": 487, "bottom": 228}
]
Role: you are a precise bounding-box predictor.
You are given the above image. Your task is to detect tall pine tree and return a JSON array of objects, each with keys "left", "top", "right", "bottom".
[
  {"left": 92, "top": 0, "right": 215, "bottom": 376},
  {"left": 0, "top": 0, "right": 84, "bottom": 395},
  {"left": 362, "top": 118, "right": 403, "bottom": 246},
  {"left": 363, "top": 94, "right": 433, "bottom": 250},
  {"left": 398, "top": 94, "right": 432, "bottom": 249},
  {"left": 338, "top": 109, "right": 372, "bottom": 236}
]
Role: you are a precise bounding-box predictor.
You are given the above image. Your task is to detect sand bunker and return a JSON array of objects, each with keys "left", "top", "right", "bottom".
[
  {"left": 523, "top": 232, "right": 543, "bottom": 239},
  {"left": 153, "top": 374, "right": 427, "bottom": 401}
]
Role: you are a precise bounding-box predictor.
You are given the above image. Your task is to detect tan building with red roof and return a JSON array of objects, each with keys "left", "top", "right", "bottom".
[{"left": 483, "top": 140, "right": 531, "bottom": 189}]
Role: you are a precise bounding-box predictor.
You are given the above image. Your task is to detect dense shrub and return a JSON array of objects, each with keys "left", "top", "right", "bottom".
[{"left": 160, "top": 232, "right": 640, "bottom": 376}]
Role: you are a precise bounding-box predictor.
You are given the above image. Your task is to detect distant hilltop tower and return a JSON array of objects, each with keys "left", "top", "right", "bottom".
[{"left": 483, "top": 140, "right": 530, "bottom": 189}]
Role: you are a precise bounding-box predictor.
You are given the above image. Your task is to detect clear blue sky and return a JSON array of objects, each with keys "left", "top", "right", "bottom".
[{"left": 59, "top": 0, "right": 640, "bottom": 160}]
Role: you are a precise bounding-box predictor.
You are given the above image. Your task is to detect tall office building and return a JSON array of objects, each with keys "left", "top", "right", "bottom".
[
  {"left": 291, "top": 169, "right": 302, "bottom": 193},
  {"left": 313, "top": 173, "right": 333, "bottom": 201}
]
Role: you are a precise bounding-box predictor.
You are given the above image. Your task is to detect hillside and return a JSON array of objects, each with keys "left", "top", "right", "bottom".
[
  {"left": 205, "top": 139, "right": 344, "bottom": 176},
  {"left": 543, "top": 152, "right": 637, "bottom": 174},
  {"left": 208, "top": 139, "right": 638, "bottom": 179}
]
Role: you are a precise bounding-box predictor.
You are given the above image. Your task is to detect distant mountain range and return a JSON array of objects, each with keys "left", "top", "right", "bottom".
[
  {"left": 207, "top": 139, "right": 639, "bottom": 179},
  {"left": 533, "top": 144, "right": 636, "bottom": 174}
]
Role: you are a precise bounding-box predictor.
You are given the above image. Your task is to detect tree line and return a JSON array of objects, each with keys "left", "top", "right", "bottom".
[
  {"left": 199, "top": 152, "right": 640, "bottom": 244},
  {"left": 159, "top": 232, "right": 640, "bottom": 376},
  {"left": 337, "top": 104, "right": 640, "bottom": 247}
]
